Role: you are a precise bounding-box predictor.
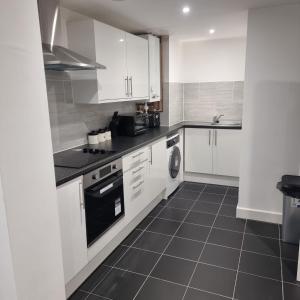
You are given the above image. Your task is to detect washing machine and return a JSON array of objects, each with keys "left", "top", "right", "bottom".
[{"left": 164, "top": 130, "right": 183, "bottom": 199}]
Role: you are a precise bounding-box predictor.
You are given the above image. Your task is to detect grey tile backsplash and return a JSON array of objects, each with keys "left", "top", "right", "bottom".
[
  {"left": 169, "top": 83, "right": 184, "bottom": 125},
  {"left": 184, "top": 81, "right": 244, "bottom": 122},
  {"left": 46, "top": 71, "right": 136, "bottom": 153}
]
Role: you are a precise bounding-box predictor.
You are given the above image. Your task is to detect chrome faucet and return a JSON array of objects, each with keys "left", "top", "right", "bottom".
[{"left": 212, "top": 114, "right": 224, "bottom": 123}]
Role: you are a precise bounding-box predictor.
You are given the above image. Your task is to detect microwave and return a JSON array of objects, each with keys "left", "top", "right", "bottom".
[{"left": 117, "top": 114, "right": 149, "bottom": 136}]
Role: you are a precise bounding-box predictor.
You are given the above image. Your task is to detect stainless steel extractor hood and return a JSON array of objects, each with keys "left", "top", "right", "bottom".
[{"left": 37, "top": 0, "right": 106, "bottom": 71}]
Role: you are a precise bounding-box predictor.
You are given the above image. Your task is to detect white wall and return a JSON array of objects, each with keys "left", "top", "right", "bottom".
[
  {"left": 181, "top": 38, "right": 247, "bottom": 83},
  {"left": 0, "top": 177, "right": 17, "bottom": 300},
  {"left": 0, "top": 0, "right": 65, "bottom": 299},
  {"left": 238, "top": 4, "right": 300, "bottom": 223},
  {"left": 169, "top": 37, "right": 182, "bottom": 83}
]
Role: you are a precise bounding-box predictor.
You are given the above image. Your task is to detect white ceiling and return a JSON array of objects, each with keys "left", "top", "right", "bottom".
[{"left": 61, "top": 0, "right": 300, "bottom": 41}]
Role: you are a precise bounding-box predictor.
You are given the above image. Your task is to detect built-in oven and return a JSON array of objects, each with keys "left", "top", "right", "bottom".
[{"left": 83, "top": 159, "right": 124, "bottom": 248}]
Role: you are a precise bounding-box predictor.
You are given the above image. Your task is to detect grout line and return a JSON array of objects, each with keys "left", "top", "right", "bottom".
[
  {"left": 180, "top": 186, "right": 230, "bottom": 300},
  {"left": 132, "top": 183, "right": 208, "bottom": 299},
  {"left": 278, "top": 224, "right": 285, "bottom": 300},
  {"left": 232, "top": 218, "right": 247, "bottom": 300}
]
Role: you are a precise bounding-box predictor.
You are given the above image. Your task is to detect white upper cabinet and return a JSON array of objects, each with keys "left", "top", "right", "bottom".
[
  {"left": 126, "top": 33, "right": 149, "bottom": 99},
  {"left": 185, "top": 128, "right": 213, "bottom": 174},
  {"left": 67, "top": 19, "right": 149, "bottom": 103},
  {"left": 213, "top": 129, "right": 242, "bottom": 177},
  {"left": 141, "top": 34, "right": 161, "bottom": 102}
]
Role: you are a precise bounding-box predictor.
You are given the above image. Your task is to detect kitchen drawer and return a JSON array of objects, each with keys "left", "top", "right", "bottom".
[{"left": 123, "top": 147, "right": 150, "bottom": 172}]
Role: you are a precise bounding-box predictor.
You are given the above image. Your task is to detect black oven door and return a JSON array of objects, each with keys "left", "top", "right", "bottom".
[{"left": 84, "top": 172, "right": 124, "bottom": 247}]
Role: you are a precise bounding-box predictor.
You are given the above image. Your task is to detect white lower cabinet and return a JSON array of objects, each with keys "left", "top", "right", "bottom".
[
  {"left": 56, "top": 177, "right": 88, "bottom": 284},
  {"left": 185, "top": 128, "right": 241, "bottom": 177}
]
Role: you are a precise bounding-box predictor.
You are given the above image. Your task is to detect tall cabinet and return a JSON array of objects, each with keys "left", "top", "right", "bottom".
[{"left": 67, "top": 19, "right": 149, "bottom": 103}]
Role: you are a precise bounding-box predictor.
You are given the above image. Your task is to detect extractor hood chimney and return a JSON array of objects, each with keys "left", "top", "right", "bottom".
[{"left": 37, "top": 0, "right": 106, "bottom": 71}]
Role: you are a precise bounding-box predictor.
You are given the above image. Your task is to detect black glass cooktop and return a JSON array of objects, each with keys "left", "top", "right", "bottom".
[{"left": 54, "top": 147, "right": 116, "bottom": 169}]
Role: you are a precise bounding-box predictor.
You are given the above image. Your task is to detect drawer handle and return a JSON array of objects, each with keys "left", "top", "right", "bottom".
[
  {"left": 132, "top": 152, "right": 144, "bottom": 159},
  {"left": 132, "top": 166, "right": 144, "bottom": 175},
  {"left": 133, "top": 180, "right": 144, "bottom": 190}
]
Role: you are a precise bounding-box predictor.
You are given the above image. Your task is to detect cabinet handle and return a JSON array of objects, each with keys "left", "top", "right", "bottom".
[
  {"left": 125, "top": 77, "right": 129, "bottom": 97},
  {"left": 215, "top": 130, "right": 217, "bottom": 146},
  {"left": 209, "top": 130, "right": 211, "bottom": 146},
  {"left": 132, "top": 166, "right": 144, "bottom": 175},
  {"left": 132, "top": 152, "right": 143, "bottom": 159},
  {"left": 133, "top": 180, "right": 144, "bottom": 190},
  {"left": 129, "top": 76, "right": 133, "bottom": 97},
  {"left": 79, "top": 182, "right": 84, "bottom": 225}
]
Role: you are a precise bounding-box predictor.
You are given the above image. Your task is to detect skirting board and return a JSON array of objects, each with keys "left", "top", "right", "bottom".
[
  {"left": 65, "top": 192, "right": 164, "bottom": 298},
  {"left": 237, "top": 206, "right": 282, "bottom": 224},
  {"left": 184, "top": 172, "right": 239, "bottom": 187}
]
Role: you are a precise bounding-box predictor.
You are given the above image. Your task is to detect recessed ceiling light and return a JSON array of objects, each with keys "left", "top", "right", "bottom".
[
  {"left": 119, "top": 38, "right": 125, "bottom": 42},
  {"left": 209, "top": 29, "right": 216, "bottom": 34},
  {"left": 182, "top": 6, "right": 190, "bottom": 14}
]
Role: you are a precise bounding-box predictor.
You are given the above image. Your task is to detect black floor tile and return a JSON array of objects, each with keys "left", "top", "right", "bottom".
[
  {"left": 184, "top": 288, "right": 228, "bottom": 300},
  {"left": 223, "top": 194, "right": 238, "bottom": 206},
  {"left": 245, "top": 220, "right": 279, "bottom": 239},
  {"left": 284, "top": 283, "right": 300, "bottom": 300},
  {"left": 282, "top": 259, "right": 300, "bottom": 286},
  {"left": 198, "top": 192, "right": 224, "bottom": 204},
  {"left": 242, "top": 234, "right": 280, "bottom": 257},
  {"left": 192, "top": 201, "right": 220, "bottom": 214},
  {"left": 204, "top": 184, "right": 227, "bottom": 194},
  {"left": 147, "top": 218, "right": 181, "bottom": 235},
  {"left": 200, "top": 243, "right": 240, "bottom": 270},
  {"left": 234, "top": 272, "right": 282, "bottom": 300},
  {"left": 133, "top": 230, "right": 171, "bottom": 253},
  {"left": 148, "top": 204, "right": 164, "bottom": 217},
  {"left": 116, "top": 247, "right": 160, "bottom": 275},
  {"left": 135, "top": 277, "right": 186, "bottom": 300},
  {"left": 190, "top": 263, "right": 236, "bottom": 297},
  {"left": 165, "top": 237, "right": 204, "bottom": 261},
  {"left": 158, "top": 207, "right": 188, "bottom": 222},
  {"left": 86, "top": 294, "right": 107, "bottom": 300},
  {"left": 93, "top": 268, "right": 145, "bottom": 300},
  {"left": 168, "top": 197, "right": 195, "bottom": 210},
  {"left": 239, "top": 251, "right": 281, "bottom": 280},
  {"left": 151, "top": 255, "right": 196, "bottom": 285},
  {"left": 103, "top": 245, "right": 128, "bottom": 266},
  {"left": 68, "top": 290, "right": 90, "bottom": 300},
  {"left": 227, "top": 186, "right": 239, "bottom": 197},
  {"left": 214, "top": 215, "right": 245, "bottom": 232},
  {"left": 219, "top": 204, "right": 236, "bottom": 218},
  {"left": 122, "top": 229, "right": 143, "bottom": 246},
  {"left": 208, "top": 228, "right": 243, "bottom": 249},
  {"left": 136, "top": 216, "right": 154, "bottom": 230},
  {"left": 185, "top": 211, "right": 215, "bottom": 227},
  {"left": 80, "top": 265, "right": 111, "bottom": 292},
  {"left": 182, "top": 182, "right": 205, "bottom": 192},
  {"left": 176, "top": 189, "right": 200, "bottom": 200},
  {"left": 280, "top": 242, "right": 299, "bottom": 261},
  {"left": 176, "top": 223, "right": 210, "bottom": 242}
]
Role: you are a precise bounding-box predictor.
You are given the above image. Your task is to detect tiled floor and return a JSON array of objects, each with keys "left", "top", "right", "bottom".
[{"left": 69, "top": 182, "right": 300, "bottom": 300}]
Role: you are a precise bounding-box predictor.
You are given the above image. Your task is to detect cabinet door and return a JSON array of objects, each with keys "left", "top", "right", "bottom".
[
  {"left": 185, "top": 128, "right": 213, "bottom": 174},
  {"left": 57, "top": 177, "right": 88, "bottom": 283},
  {"left": 147, "top": 138, "right": 167, "bottom": 201},
  {"left": 126, "top": 33, "right": 149, "bottom": 100},
  {"left": 213, "top": 129, "right": 242, "bottom": 177},
  {"left": 94, "top": 22, "right": 128, "bottom": 101},
  {"left": 148, "top": 35, "right": 161, "bottom": 102}
]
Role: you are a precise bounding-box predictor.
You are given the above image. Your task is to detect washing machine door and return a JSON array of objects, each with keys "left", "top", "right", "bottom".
[{"left": 169, "top": 146, "right": 181, "bottom": 179}]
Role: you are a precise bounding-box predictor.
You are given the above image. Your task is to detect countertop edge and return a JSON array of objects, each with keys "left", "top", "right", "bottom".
[{"left": 55, "top": 122, "right": 242, "bottom": 187}]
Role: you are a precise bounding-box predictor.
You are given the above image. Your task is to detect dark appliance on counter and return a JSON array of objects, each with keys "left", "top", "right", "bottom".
[
  {"left": 83, "top": 159, "right": 124, "bottom": 247},
  {"left": 117, "top": 113, "right": 149, "bottom": 136},
  {"left": 148, "top": 111, "right": 160, "bottom": 128},
  {"left": 109, "top": 111, "right": 119, "bottom": 138}
]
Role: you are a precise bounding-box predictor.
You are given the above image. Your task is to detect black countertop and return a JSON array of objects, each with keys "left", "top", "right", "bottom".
[{"left": 54, "top": 122, "right": 242, "bottom": 187}]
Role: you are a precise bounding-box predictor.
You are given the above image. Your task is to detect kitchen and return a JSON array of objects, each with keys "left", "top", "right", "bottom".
[{"left": 1, "top": 0, "right": 300, "bottom": 300}]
